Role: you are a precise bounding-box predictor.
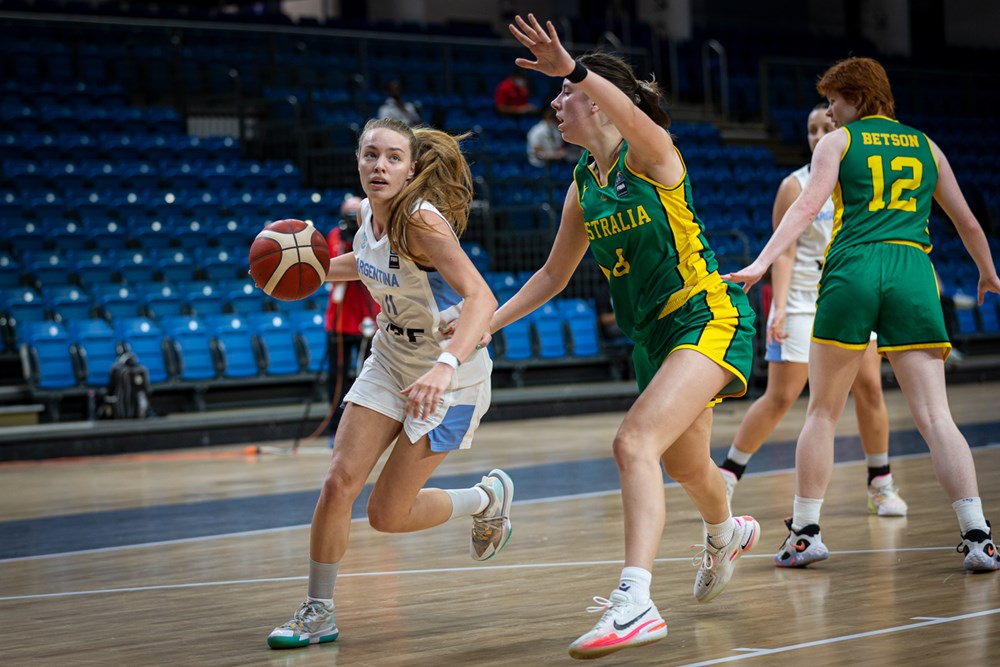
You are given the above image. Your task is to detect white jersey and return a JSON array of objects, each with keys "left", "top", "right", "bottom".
[
  {"left": 787, "top": 163, "right": 835, "bottom": 298},
  {"left": 352, "top": 198, "right": 490, "bottom": 390}
]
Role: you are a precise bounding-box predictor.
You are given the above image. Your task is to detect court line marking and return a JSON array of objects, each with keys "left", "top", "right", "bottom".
[
  {"left": 2, "top": 442, "right": 997, "bottom": 564},
  {"left": 0, "top": 546, "right": 956, "bottom": 602},
  {"left": 675, "top": 607, "right": 1000, "bottom": 666}
]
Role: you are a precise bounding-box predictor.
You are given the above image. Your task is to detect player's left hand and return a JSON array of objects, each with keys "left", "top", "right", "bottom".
[
  {"left": 978, "top": 273, "right": 1000, "bottom": 305},
  {"left": 401, "top": 366, "right": 452, "bottom": 420},
  {"left": 509, "top": 14, "right": 576, "bottom": 79}
]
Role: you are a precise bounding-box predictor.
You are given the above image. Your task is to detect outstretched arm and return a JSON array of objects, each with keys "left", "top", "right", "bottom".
[
  {"left": 489, "top": 183, "right": 590, "bottom": 333},
  {"left": 723, "top": 130, "right": 844, "bottom": 290},
  {"left": 508, "top": 14, "right": 676, "bottom": 178},
  {"left": 930, "top": 140, "right": 1000, "bottom": 304}
]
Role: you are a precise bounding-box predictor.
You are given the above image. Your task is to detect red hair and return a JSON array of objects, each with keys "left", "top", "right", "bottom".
[{"left": 816, "top": 57, "right": 895, "bottom": 119}]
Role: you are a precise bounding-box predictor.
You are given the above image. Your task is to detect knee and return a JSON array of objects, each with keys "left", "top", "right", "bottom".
[
  {"left": 851, "top": 378, "right": 884, "bottom": 409},
  {"left": 612, "top": 429, "right": 659, "bottom": 471},
  {"left": 770, "top": 386, "right": 801, "bottom": 414},
  {"left": 318, "top": 465, "right": 364, "bottom": 511},
  {"left": 366, "top": 500, "right": 405, "bottom": 533}
]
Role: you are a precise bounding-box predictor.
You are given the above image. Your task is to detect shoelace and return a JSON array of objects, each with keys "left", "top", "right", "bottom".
[
  {"left": 472, "top": 514, "right": 506, "bottom": 541},
  {"left": 286, "top": 602, "right": 328, "bottom": 628},
  {"left": 690, "top": 543, "right": 715, "bottom": 572},
  {"left": 584, "top": 595, "right": 628, "bottom": 616}
]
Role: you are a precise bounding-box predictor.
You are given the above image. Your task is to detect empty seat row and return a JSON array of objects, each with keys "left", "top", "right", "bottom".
[{"left": 18, "top": 311, "right": 328, "bottom": 394}]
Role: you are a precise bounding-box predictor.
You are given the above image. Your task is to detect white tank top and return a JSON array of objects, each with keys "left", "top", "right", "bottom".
[
  {"left": 789, "top": 164, "right": 835, "bottom": 292},
  {"left": 353, "top": 198, "right": 489, "bottom": 388}
]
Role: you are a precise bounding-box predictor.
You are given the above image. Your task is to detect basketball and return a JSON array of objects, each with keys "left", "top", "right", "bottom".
[{"left": 248, "top": 219, "right": 331, "bottom": 301}]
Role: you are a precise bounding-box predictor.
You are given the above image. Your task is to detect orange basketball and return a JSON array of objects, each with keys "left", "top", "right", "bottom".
[{"left": 248, "top": 219, "right": 330, "bottom": 301}]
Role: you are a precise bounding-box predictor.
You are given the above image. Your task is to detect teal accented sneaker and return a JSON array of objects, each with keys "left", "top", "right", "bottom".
[
  {"left": 267, "top": 599, "right": 339, "bottom": 649},
  {"left": 470, "top": 468, "right": 513, "bottom": 561}
]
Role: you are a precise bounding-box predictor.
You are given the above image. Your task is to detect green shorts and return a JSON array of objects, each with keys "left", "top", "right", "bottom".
[
  {"left": 814, "top": 242, "right": 950, "bottom": 357},
  {"left": 632, "top": 280, "right": 755, "bottom": 403}
]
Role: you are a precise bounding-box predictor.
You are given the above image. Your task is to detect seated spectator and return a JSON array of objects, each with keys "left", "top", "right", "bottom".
[
  {"left": 494, "top": 69, "right": 538, "bottom": 116},
  {"left": 527, "top": 107, "right": 569, "bottom": 168},
  {"left": 377, "top": 79, "right": 422, "bottom": 125}
]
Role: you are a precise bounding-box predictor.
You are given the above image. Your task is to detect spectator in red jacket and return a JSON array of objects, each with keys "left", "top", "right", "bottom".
[{"left": 494, "top": 69, "right": 538, "bottom": 115}]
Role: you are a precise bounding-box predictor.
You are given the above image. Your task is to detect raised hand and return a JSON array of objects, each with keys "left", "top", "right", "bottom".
[{"left": 508, "top": 13, "right": 575, "bottom": 79}]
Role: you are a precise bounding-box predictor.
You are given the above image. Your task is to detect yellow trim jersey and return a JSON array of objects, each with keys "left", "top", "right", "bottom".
[
  {"left": 829, "top": 115, "right": 938, "bottom": 261},
  {"left": 573, "top": 141, "right": 723, "bottom": 345}
]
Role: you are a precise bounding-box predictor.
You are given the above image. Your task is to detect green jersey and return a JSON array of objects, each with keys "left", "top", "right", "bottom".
[
  {"left": 830, "top": 115, "right": 938, "bottom": 259},
  {"left": 573, "top": 141, "right": 722, "bottom": 344}
]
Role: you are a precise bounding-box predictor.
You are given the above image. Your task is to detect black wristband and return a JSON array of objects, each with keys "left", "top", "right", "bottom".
[{"left": 566, "top": 61, "right": 588, "bottom": 84}]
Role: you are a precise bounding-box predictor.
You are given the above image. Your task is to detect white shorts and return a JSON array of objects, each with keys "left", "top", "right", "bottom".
[
  {"left": 344, "top": 352, "right": 491, "bottom": 453},
  {"left": 765, "top": 307, "right": 877, "bottom": 364},
  {"left": 765, "top": 311, "right": 814, "bottom": 364}
]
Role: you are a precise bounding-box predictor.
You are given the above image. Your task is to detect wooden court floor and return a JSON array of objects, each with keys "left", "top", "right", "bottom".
[{"left": 1, "top": 381, "right": 998, "bottom": 666}]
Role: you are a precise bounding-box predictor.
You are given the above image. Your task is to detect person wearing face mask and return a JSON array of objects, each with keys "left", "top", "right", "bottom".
[
  {"left": 717, "top": 103, "right": 908, "bottom": 519},
  {"left": 267, "top": 118, "right": 511, "bottom": 651}
]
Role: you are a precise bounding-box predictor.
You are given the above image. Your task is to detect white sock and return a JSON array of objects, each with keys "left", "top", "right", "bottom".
[
  {"left": 727, "top": 445, "right": 753, "bottom": 466},
  {"left": 616, "top": 566, "right": 652, "bottom": 604},
  {"left": 307, "top": 559, "right": 339, "bottom": 602},
  {"left": 445, "top": 487, "right": 490, "bottom": 520},
  {"left": 865, "top": 452, "right": 889, "bottom": 468},
  {"left": 952, "top": 497, "right": 988, "bottom": 535},
  {"left": 792, "top": 496, "right": 824, "bottom": 530},
  {"left": 705, "top": 516, "right": 736, "bottom": 548}
]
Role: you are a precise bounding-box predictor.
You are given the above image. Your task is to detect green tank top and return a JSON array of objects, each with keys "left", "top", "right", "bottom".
[
  {"left": 573, "top": 141, "right": 721, "bottom": 343},
  {"left": 830, "top": 116, "right": 938, "bottom": 259}
]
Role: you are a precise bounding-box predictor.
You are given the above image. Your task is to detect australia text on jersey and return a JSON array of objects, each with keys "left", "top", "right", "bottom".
[{"left": 584, "top": 204, "right": 652, "bottom": 241}]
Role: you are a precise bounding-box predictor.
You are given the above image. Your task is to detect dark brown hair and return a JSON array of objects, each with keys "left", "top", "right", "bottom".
[{"left": 577, "top": 51, "right": 671, "bottom": 129}]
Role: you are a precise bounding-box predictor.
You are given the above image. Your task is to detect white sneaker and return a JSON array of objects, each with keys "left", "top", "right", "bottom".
[
  {"left": 567, "top": 590, "right": 667, "bottom": 660},
  {"left": 867, "top": 474, "right": 908, "bottom": 517},
  {"left": 957, "top": 522, "right": 1000, "bottom": 572},
  {"left": 267, "top": 599, "right": 339, "bottom": 649},
  {"left": 692, "top": 515, "right": 760, "bottom": 603},
  {"left": 470, "top": 468, "right": 513, "bottom": 561},
  {"left": 719, "top": 467, "right": 738, "bottom": 509}
]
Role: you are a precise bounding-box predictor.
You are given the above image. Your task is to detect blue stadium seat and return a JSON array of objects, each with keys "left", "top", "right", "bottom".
[
  {"left": 2, "top": 287, "right": 49, "bottom": 344},
  {"left": 73, "top": 250, "right": 118, "bottom": 287},
  {"left": 115, "top": 250, "right": 158, "bottom": 284},
  {"left": 287, "top": 310, "right": 327, "bottom": 373},
  {"left": 20, "top": 321, "right": 78, "bottom": 390},
  {"left": 252, "top": 313, "right": 303, "bottom": 376},
  {"left": 158, "top": 248, "right": 198, "bottom": 283},
  {"left": 162, "top": 316, "right": 218, "bottom": 381},
  {"left": 559, "top": 299, "right": 602, "bottom": 357},
  {"left": 69, "top": 319, "right": 120, "bottom": 388},
  {"left": 980, "top": 294, "right": 999, "bottom": 333},
  {"left": 185, "top": 282, "right": 228, "bottom": 317},
  {"left": 205, "top": 314, "right": 260, "bottom": 379},
  {"left": 115, "top": 317, "right": 170, "bottom": 385},
  {"left": 95, "top": 284, "right": 143, "bottom": 320},
  {"left": 956, "top": 307, "right": 978, "bottom": 335},
  {"left": 226, "top": 282, "right": 267, "bottom": 315},
  {"left": 26, "top": 251, "right": 75, "bottom": 287},
  {"left": 532, "top": 303, "right": 567, "bottom": 359},
  {"left": 0, "top": 253, "right": 24, "bottom": 289},
  {"left": 499, "top": 318, "right": 533, "bottom": 361},
  {"left": 45, "top": 285, "right": 95, "bottom": 322},
  {"left": 142, "top": 283, "right": 188, "bottom": 321},
  {"left": 197, "top": 247, "right": 243, "bottom": 282}
]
